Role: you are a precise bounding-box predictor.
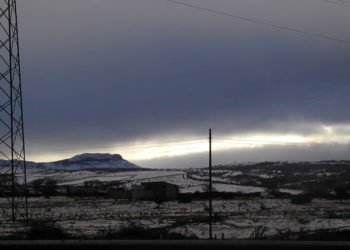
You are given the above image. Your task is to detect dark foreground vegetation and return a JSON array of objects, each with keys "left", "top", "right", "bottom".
[
  {"left": 2, "top": 219, "right": 197, "bottom": 240},
  {"left": 3, "top": 218, "right": 350, "bottom": 241}
]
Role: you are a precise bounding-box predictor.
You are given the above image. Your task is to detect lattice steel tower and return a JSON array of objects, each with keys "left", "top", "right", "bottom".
[{"left": 0, "top": 0, "right": 27, "bottom": 222}]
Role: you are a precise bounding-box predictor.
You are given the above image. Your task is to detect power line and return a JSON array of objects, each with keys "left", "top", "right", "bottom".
[
  {"left": 166, "top": 0, "right": 350, "bottom": 45},
  {"left": 324, "top": 0, "right": 350, "bottom": 8}
]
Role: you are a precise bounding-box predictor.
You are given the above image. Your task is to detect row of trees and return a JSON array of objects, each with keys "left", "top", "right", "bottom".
[{"left": 0, "top": 174, "right": 58, "bottom": 198}]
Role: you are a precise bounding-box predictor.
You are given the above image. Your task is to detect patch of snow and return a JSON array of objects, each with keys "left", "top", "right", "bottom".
[
  {"left": 214, "top": 184, "right": 265, "bottom": 193},
  {"left": 279, "top": 188, "right": 303, "bottom": 195}
]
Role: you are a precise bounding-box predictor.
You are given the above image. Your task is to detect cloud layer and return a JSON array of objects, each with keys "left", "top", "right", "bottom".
[{"left": 16, "top": 0, "right": 350, "bottom": 166}]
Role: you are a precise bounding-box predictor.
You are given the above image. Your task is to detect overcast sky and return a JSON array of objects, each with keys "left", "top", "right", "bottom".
[{"left": 17, "top": 0, "right": 350, "bottom": 168}]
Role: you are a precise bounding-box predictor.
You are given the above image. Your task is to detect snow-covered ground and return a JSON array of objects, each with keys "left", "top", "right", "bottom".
[
  {"left": 57, "top": 171, "right": 185, "bottom": 186},
  {"left": 1, "top": 197, "right": 350, "bottom": 239},
  {"left": 2, "top": 161, "right": 350, "bottom": 239},
  {"left": 279, "top": 188, "right": 303, "bottom": 195},
  {"left": 214, "top": 184, "right": 264, "bottom": 193},
  {"left": 6, "top": 167, "right": 305, "bottom": 196},
  {"left": 20, "top": 168, "right": 276, "bottom": 194}
]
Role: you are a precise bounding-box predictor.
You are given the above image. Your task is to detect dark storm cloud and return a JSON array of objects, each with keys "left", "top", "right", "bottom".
[{"left": 16, "top": 0, "right": 350, "bottom": 160}]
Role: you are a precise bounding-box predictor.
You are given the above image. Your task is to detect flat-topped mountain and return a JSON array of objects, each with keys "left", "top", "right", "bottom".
[
  {"left": 0, "top": 153, "right": 141, "bottom": 171},
  {"left": 43, "top": 153, "right": 140, "bottom": 170}
]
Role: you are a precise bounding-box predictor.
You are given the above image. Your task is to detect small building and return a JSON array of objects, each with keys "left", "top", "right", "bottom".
[{"left": 132, "top": 182, "right": 179, "bottom": 201}]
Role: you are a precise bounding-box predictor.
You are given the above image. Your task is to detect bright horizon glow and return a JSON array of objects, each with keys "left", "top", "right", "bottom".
[{"left": 25, "top": 123, "right": 350, "bottom": 163}]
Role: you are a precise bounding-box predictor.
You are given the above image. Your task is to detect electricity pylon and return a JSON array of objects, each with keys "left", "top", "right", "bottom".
[{"left": 0, "top": 0, "right": 27, "bottom": 222}]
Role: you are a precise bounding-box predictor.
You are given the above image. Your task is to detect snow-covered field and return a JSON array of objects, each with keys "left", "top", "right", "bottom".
[
  {"left": 2, "top": 166, "right": 349, "bottom": 239},
  {"left": 1, "top": 197, "right": 350, "bottom": 239},
  {"left": 20, "top": 168, "right": 272, "bottom": 194}
]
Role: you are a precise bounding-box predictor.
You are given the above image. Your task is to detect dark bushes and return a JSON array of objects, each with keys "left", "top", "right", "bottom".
[
  {"left": 290, "top": 194, "right": 313, "bottom": 205},
  {"left": 101, "top": 223, "right": 197, "bottom": 240},
  {"left": 25, "top": 219, "right": 69, "bottom": 239}
]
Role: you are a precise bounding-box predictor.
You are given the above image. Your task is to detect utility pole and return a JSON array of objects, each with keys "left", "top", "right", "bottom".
[{"left": 209, "top": 128, "right": 213, "bottom": 239}]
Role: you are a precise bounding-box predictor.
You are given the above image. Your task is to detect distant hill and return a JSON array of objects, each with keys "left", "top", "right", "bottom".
[{"left": 0, "top": 153, "right": 141, "bottom": 171}]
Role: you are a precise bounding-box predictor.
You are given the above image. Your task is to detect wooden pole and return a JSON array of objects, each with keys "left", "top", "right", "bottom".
[{"left": 209, "top": 128, "right": 213, "bottom": 239}]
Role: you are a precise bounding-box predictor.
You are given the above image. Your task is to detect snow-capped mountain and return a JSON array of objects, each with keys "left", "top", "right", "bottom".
[
  {"left": 0, "top": 153, "right": 141, "bottom": 171},
  {"left": 41, "top": 153, "right": 141, "bottom": 170}
]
